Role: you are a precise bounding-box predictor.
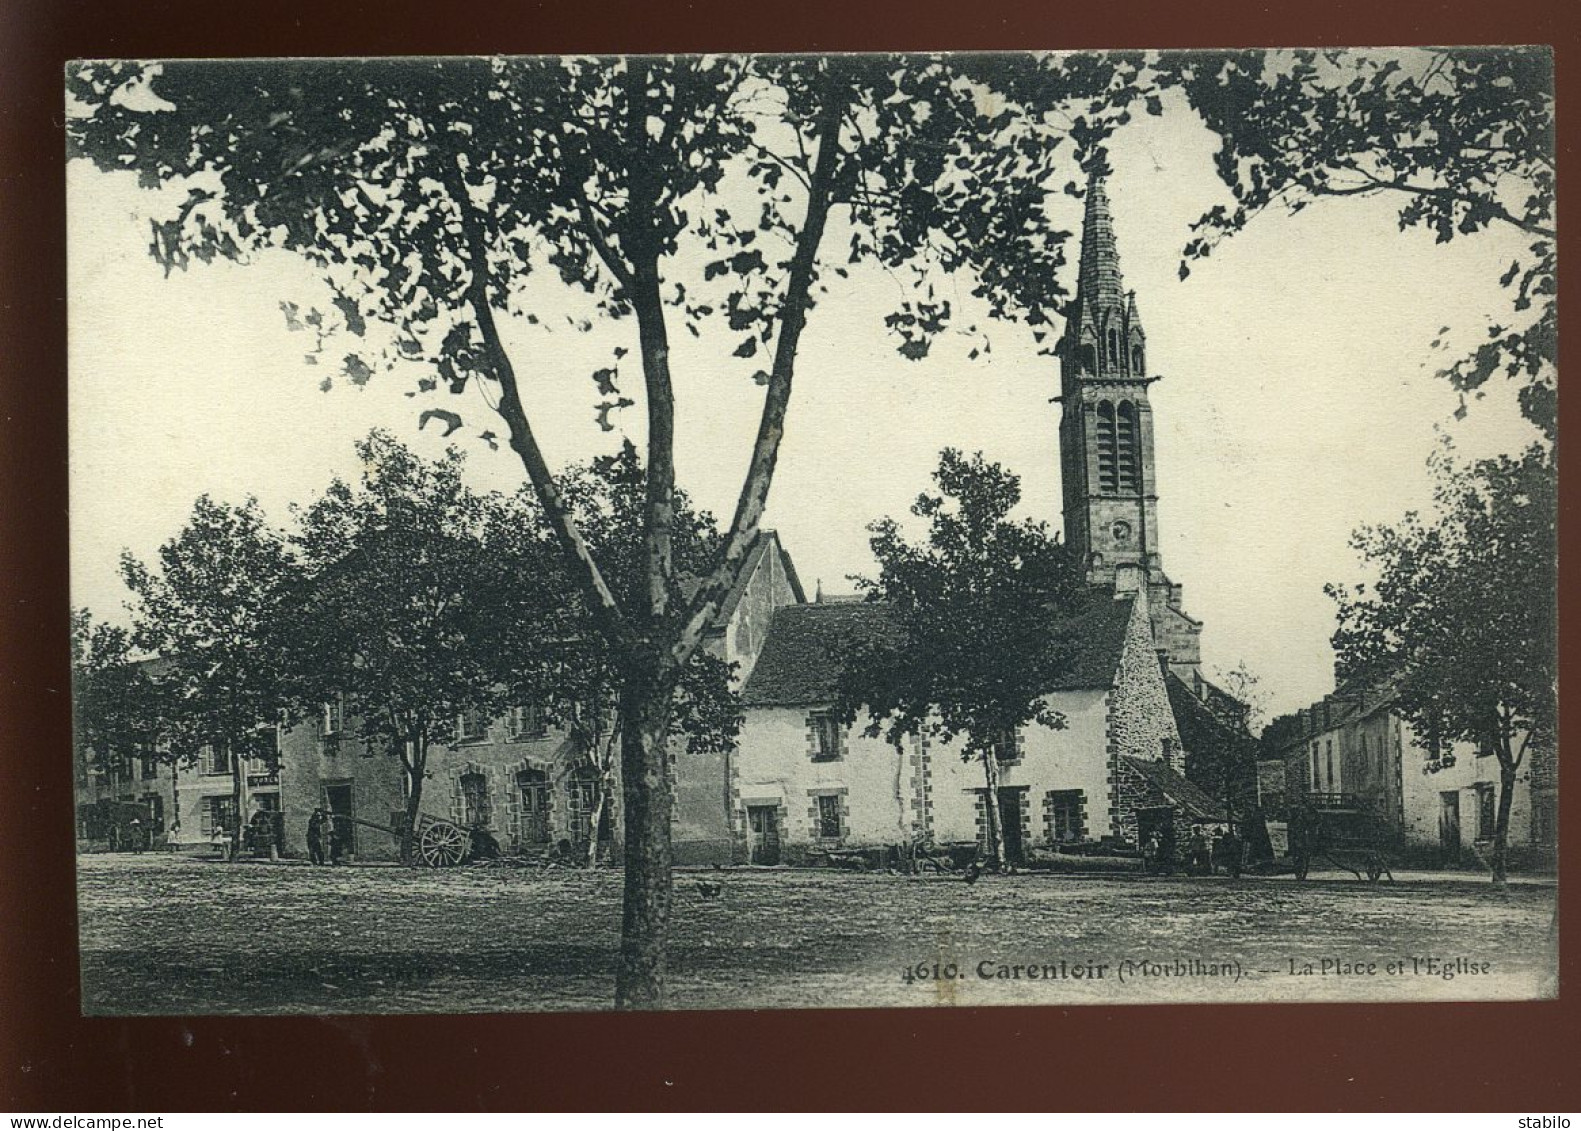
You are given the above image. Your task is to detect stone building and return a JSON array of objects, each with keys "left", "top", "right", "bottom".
[
  {"left": 1260, "top": 682, "right": 1554, "bottom": 866},
  {"left": 722, "top": 583, "right": 1219, "bottom": 866},
  {"left": 274, "top": 529, "right": 804, "bottom": 863}
]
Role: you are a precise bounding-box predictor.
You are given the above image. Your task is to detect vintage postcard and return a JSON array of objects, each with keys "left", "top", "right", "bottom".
[{"left": 66, "top": 49, "right": 1557, "bottom": 1014}]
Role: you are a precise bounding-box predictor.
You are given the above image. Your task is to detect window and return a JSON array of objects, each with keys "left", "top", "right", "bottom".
[
  {"left": 815, "top": 794, "right": 842, "bottom": 840},
  {"left": 1310, "top": 742, "right": 1320, "bottom": 791},
  {"left": 322, "top": 697, "right": 343, "bottom": 737},
  {"left": 1325, "top": 740, "right": 1335, "bottom": 792},
  {"left": 140, "top": 747, "right": 158, "bottom": 780},
  {"left": 201, "top": 795, "right": 237, "bottom": 836},
  {"left": 458, "top": 706, "right": 488, "bottom": 743},
  {"left": 1474, "top": 783, "right": 1497, "bottom": 840},
  {"left": 459, "top": 771, "right": 492, "bottom": 828},
  {"left": 516, "top": 767, "right": 552, "bottom": 845},
  {"left": 507, "top": 704, "right": 546, "bottom": 741},
  {"left": 1130, "top": 343, "right": 1144, "bottom": 374},
  {"left": 988, "top": 727, "right": 1022, "bottom": 765},
  {"left": 567, "top": 769, "right": 601, "bottom": 846},
  {"left": 1079, "top": 342, "right": 1097, "bottom": 372},
  {"left": 809, "top": 711, "right": 844, "bottom": 762},
  {"left": 143, "top": 793, "right": 164, "bottom": 834},
  {"left": 1106, "top": 325, "right": 1120, "bottom": 367},
  {"left": 202, "top": 743, "right": 232, "bottom": 777},
  {"left": 1115, "top": 401, "right": 1139, "bottom": 493},
  {"left": 1095, "top": 401, "right": 1118, "bottom": 492},
  {"left": 1046, "top": 789, "right": 1086, "bottom": 843},
  {"left": 1161, "top": 736, "right": 1176, "bottom": 765}
]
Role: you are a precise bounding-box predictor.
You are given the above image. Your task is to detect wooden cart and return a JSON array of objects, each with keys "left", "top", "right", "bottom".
[
  {"left": 1287, "top": 793, "right": 1397, "bottom": 882},
  {"left": 325, "top": 811, "right": 473, "bottom": 867}
]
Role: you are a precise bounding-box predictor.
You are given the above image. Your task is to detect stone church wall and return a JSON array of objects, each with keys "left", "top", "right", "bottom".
[{"left": 1106, "top": 593, "right": 1182, "bottom": 770}]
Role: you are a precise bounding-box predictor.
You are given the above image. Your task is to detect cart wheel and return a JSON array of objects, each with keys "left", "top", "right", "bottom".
[
  {"left": 418, "top": 821, "right": 468, "bottom": 868},
  {"left": 1366, "top": 860, "right": 1383, "bottom": 883}
]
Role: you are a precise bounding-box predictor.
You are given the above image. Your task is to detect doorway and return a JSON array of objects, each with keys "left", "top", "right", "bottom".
[
  {"left": 747, "top": 805, "right": 781, "bottom": 865},
  {"left": 1136, "top": 806, "right": 1176, "bottom": 864},
  {"left": 1439, "top": 790, "right": 1461, "bottom": 862},
  {"left": 997, "top": 788, "right": 1027, "bottom": 865},
  {"left": 323, "top": 782, "right": 355, "bottom": 858}
]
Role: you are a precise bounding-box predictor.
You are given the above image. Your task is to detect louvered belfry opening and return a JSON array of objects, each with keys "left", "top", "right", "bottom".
[
  {"left": 1096, "top": 400, "right": 1118, "bottom": 492},
  {"left": 1116, "top": 400, "right": 1139, "bottom": 493}
]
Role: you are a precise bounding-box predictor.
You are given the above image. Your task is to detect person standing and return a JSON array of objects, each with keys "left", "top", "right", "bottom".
[
  {"left": 327, "top": 811, "right": 345, "bottom": 865},
  {"left": 1188, "top": 825, "right": 1210, "bottom": 876},
  {"left": 307, "top": 808, "right": 326, "bottom": 866}
]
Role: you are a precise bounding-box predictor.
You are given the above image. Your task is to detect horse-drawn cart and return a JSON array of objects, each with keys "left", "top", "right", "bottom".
[{"left": 1287, "top": 793, "right": 1397, "bottom": 882}]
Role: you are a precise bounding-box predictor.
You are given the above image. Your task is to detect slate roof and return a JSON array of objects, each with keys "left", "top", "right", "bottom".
[
  {"left": 739, "top": 601, "right": 900, "bottom": 707},
  {"left": 1166, "top": 672, "right": 1253, "bottom": 746},
  {"left": 1120, "top": 755, "right": 1228, "bottom": 821},
  {"left": 741, "top": 592, "right": 1137, "bottom": 708}
]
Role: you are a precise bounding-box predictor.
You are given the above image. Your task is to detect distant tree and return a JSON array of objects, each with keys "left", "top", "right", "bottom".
[
  {"left": 1213, "top": 662, "right": 1267, "bottom": 735},
  {"left": 71, "top": 608, "right": 155, "bottom": 777},
  {"left": 66, "top": 54, "right": 1151, "bottom": 1006},
  {"left": 833, "top": 449, "right": 1086, "bottom": 870},
  {"left": 1327, "top": 443, "right": 1555, "bottom": 885},
  {"left": 284, "top": 431, "right": 528, "bottom": 863},
  {"left": 1167, "top": 47, "right": 1556, "bottom": 437},
  {"left": 120, "top": 498, "right": 298, "bottom": 861}
]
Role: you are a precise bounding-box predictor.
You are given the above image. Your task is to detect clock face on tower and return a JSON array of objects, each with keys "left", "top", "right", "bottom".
[{"left": 1110, "top": 520, "right": 1132, "bottom": 544}]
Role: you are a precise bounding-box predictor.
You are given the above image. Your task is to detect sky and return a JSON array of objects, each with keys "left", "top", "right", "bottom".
[{"left": 66, "top": 73, "right": 1543, "bottom": 720}]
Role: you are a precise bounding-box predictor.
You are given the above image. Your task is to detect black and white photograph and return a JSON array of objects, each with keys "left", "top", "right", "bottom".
[{"left": 65, "top": 48, "right": 1558, "bottom": 1015}]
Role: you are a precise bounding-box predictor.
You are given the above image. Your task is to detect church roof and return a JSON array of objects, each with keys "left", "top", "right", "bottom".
[{"left": 740, "top": 593, "right": 1138, "bottom": 708}]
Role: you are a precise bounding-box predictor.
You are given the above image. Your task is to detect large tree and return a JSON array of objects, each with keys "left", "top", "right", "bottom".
[
  {"left": 832, "top": 449, "right": 1087, "bottom": 870},
  {"left": 1166, "top": 47, "right": 1556, "bottom": 437},
  {"left": 66, "top": 54, "right": 1148, "bottom": 1005},
  {"left": 485, "top": 442, "right": 742, "bottom": 866},
  {"left": 120, "top": 497, "right": 298, "bottom": 861},
  {"left": 1327, "top": 443, "right": 1556, "bottom": 885},
  {"left": 284, "top": 431, "right": 528, "bottom": 863}
]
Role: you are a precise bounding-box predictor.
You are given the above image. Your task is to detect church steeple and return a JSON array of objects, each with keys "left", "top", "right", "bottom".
[
  {"left": 1062, "top": 167, "right": 1148, "bottom": 396},
  {"left": 1076, "top": 170, "right": 1126, "bottom": 313},
  {"left": 1056, "top": 167, "right": 1201, "bottom": 678}
]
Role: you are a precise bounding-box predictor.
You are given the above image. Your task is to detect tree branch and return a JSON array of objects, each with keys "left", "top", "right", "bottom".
[
  {"left": 1327, "top": 161, "right": 1556, "bottom": 239},
  {"left": 439, "top": 156, "right": 636, "bottom": 653},
  {"left": 671, "top": 76, "right": 849, "bottom": 667}
]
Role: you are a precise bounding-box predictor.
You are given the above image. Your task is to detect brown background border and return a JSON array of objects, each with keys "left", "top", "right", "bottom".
[{"left": 2, "top": 0, "right": 1574, "bottom": 1110}]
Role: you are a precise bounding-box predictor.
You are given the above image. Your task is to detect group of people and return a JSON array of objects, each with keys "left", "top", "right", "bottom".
[
  {"left": 1142, "top": 823, "right": 1244, "bottom": 877},
  {"left": 304, "top": 807, "right": 347, "bottom": 865},
  {"left": 106, "top": 816, "right": 150, "bottom": 853}
]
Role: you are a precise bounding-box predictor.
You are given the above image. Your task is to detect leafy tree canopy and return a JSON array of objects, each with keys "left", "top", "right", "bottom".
[
  {"left": 834, "top": 448, "right": 1087, "bottom": 752},
  {"left": 1165, "top": 47, "right": 1556, "bottom": 435},
  {"left": 1327, "top": 441, "right": 1556, "bottom": 758}
]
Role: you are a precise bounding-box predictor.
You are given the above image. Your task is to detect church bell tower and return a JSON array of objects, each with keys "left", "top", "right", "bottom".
[{"left": 1058, "top": 168, "right": 1202, "bottom": 677}]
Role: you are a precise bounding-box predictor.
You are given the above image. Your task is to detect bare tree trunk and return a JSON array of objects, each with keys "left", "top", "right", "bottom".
[
  {"left": 401, "top": 740, "right": 427, "bottom": 866},
  {"left": 228, "top": 747, "right": 246, "bottom": 862},
  {"left": 980, "top": 748, "right": 1005, "bottom": 870},
  {"left": 614, "top": 674, "right": 675, "bottom": 1010},
  {"left": 1492, "top": 761, "right": 1517, "bottom": 888}
]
